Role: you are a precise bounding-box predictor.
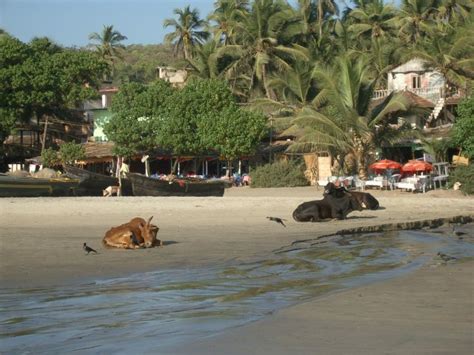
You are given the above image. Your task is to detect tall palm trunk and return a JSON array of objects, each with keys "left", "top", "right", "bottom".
[
  {"left": 183, "top": 35, "right": 191, "bottom": 60},
  {"left": 261, "top": 64, "right": 276, "bottom": 100}
]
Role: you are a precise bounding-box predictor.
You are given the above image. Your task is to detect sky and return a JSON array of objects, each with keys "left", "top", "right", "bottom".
[
  {"left": 0, "top": 0, "right": 216, "bottom": 47},
  {"left": 1, "top": 0, "right": 399, "bottom": 47}
]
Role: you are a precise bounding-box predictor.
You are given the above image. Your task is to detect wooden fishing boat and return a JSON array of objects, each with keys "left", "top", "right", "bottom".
[
  {"left": 128, "top": 173, "right": 226, "bottom": 197},
  {"left": 0, "top": 175, "right": 79, "bottom": 197},
  {"left": 64, "top": 166, "right": 133, "bottom": 196}
]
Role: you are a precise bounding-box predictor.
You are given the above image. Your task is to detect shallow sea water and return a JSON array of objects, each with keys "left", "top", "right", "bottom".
[{"left": 1, "top": 224, "right": 473, "bottom": 353}]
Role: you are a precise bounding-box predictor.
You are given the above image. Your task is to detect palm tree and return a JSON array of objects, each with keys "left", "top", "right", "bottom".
[
  {"left": 410, "top": 26, "right": 474, "bottom": 123},
  {"left": 285, "top": 0, "right": 319, "bottom": 45},
  {"left": 438, "top": 0, "right": 473, "bottom": 23},
  {"left": 208, "top": 0, "right": 248, "bottom": 45},
  {"left": 348, "top": 0, "right": 398, "bottom": 41},
  {"left": 163, "top": 6, "right": 209, "bottom": 60},
  {"left": 187, "top": 39, "right": 220, "bottom": 79},
  {"left": 290, "top": 56, "right": 417, "bottom": 178},
  {"left": 316, "top": 0, "right": 339, "bottom": 40},
  {"left": 88, "top": 25, "right": 127, "bottom": 75},
  {"left": 397, "top": 0, "right": 439, "bottom": 45},
  {"left": 216, "top": 0, "right": 308, "bottom": 99}
]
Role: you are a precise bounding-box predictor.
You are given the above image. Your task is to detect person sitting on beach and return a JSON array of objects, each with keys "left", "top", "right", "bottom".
[{"left": 120, "top": 161, "right": 130, "bottom": 178}]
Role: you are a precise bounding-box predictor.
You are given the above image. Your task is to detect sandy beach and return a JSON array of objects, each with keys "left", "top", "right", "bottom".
[{"left": 1, "top": 186, "right": 473, "bottom": 353}]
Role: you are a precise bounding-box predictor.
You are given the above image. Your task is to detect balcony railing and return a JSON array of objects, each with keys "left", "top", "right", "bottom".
[{"left": 372, "top": 87, "right": 451, "bottom": 103}]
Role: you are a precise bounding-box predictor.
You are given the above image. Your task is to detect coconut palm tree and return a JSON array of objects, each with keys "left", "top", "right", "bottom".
[
  {"left": 290, "top": 56, "right": 418, "bottom": 178},
  {"left": 316, "top": 0, "right": 339, "bottom": 40},
  {"left": 348, "top": 0, "right": 398, "bottom": 42},
  {"left": 284, "top": 0, "right": 319, "bottom": 45},
  {"left": 187, "top": 39, "right": 220, "bottom": 79},
  {"left": 88, "top": 25, "right": 127, "bottom": 74},
  {"left": 414, "top": 28, "right": 474, "bottom": 90},
  {"left": 438, "top": 0, "right": 473, "bottom": 24},
  {"left": 396, "top": 0, "right": 439, "bottom": 45},
  {"left": 208, "top": 0, "right": 248, "bottom": 45},
  {"left": 216, "top": 0, "right": 308, "bottom": 99},
  {"left": 163, "top": 5, "right": 209, "bottom": 60},
  {"left": 409, "top": 26, "right": 474, "bottom": 124}
]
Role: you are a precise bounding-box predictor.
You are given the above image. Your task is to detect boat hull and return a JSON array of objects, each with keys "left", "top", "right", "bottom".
[
  {"left": 128, "top": 173, "right": 225, "bottom": 197},
  {"left": 64, "top": 166, "right": 133, "bottom": 196},
  {"left": 0, "top": 175, "right": 79, "bottom": 197}
]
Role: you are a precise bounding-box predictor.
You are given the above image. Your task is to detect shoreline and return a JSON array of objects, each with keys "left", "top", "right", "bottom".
[
  {"left": 1, "top": 187, "right": 473, "bottom": 288},
  {"left": 170, "top": 259, "right": 474, "bottom": 354}
]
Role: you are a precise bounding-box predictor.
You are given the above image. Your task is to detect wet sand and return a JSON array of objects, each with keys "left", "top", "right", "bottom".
[
  {"left": 171, "top": 260, "right": 474, "bottom": 354},
  {"left": 1, "top": 186, "right": 473, "bottom": 353}
]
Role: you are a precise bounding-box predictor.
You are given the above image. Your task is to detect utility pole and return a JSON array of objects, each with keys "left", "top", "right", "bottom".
[
  {"left": 41, "top": 116, "right": 49, "bottom": 153},
  {"left": 269, "top": 116, "right": 274, "bottom": 164}
]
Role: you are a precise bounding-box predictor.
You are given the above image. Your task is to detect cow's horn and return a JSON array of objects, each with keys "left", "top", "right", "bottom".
[{"left": 147, "top": 216, "right": 153, "bottom": 225}]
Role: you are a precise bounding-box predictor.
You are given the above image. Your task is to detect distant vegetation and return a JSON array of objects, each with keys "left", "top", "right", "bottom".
[
  {"left": 250, "top": 160, "right": 308, "bottom": 188},
  {"left": 449, "top": 165, "right": 474, "bottom": 195},
  {"left": 114, "top": 44, "right": 188, "bottom": 84}
]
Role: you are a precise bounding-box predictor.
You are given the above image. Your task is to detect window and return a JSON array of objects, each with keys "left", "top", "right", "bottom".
[{"left": 412, "top": 75, "right": 421, "bottom": 89}]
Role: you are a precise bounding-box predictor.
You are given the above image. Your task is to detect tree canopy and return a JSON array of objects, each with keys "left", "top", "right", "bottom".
[
  {"left": 105, "top": 78, "right": 267, "bottom": 173},
  {"left": 0, "top": 35, "right": 108, "bottom": 144},
  {"left": 452, "top": 96, "right": 474, "bottom": 159}
]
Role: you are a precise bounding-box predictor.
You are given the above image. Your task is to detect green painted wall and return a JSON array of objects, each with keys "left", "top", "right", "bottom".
[{"left": 93, "top": 109, "right": 113, "bottom": 142}]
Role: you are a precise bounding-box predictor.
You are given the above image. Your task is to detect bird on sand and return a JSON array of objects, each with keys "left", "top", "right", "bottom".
[
  {"left": 437, "top": 252, "right": 457, "bottom": 262},
  {"left": 267, "top": 216, "right": 287, "bottom": 227},
  {"left": 83, "top": 243, "right": 98, "bottom": 255}
]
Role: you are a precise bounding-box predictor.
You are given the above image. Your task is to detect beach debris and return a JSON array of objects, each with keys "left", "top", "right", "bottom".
[
  {"left": 451, "top": 224, "right": 467, "bottom": 238},
  {"left": 267, "top": 216, "right": 287, "bottom": 227},
  {"left": 437, "top": 252, "right": 457, "bottom": 262},
  {"left": 83, "top": 243, "right": 98, "bottom": 255}
]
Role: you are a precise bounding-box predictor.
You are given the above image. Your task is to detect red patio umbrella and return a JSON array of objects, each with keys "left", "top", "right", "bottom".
[
  {"left": 401, "top": 160, "right": 433, "bottom": 173},
  {"left": 369, "top": 159, "right": 402, "bottom": 173}
]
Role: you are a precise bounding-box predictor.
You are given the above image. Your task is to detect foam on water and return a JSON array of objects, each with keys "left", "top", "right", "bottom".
[{"left": 1, "top": 226, "right": 473, "bottom": 353}]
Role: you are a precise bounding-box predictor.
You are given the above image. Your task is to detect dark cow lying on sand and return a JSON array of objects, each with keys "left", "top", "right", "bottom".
[
  {"left": 102, "top": 216, "right": 162, "bottom": 249},
  {"left": 323, "top": 182, "right": 380, "bottom": 210},
  {"left": 293, "top": 184, "right": 363, "bottom": 222}
]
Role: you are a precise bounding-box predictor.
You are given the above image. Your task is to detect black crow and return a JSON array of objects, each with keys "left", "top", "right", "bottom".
[
  {"left": 83, "top": 243, "right": 98, "bottom": 255},
  {"left": 267, "top": 216, "right": 287, "bottom": 227},
  {"left": 437, "top": 252, "right": 457, "bottom": 262}
]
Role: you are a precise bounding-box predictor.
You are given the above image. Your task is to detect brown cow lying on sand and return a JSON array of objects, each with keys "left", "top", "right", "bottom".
[{"left": 102, "top": 216, "right": 162, "bottom": 249}]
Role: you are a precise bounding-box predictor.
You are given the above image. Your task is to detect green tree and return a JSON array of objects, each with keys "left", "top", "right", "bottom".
[
  {"left": 41, "top": 148, "right": 59, "bottom": 168},
  {"left": 316, "top": 0, "right": 339, "bottom": 40},
  {"left": 438, "top": 0, "right": 473, "bottom": 23},
  {"left": 348, "top": 0, "right": 398, "bottom": 41},
  {"left": 105, "top": 80, "right": 175, "bottom": 157},
  {"left": 0, "top": 35, "right": 107, "bottom": 151},
  {"left": 397, "top": 0, "right": 439, "bottom": 45},
  {"left": 156, "top": 79, "right": 236, "bottom": 171},
  {"left": 88, "top": 25, "right": 127, "bottom": 77},
  {"left": 292, "top": 56, "right": 418, "bottom": 178},
  {"left": 58, "top": 142, "right": 86, "bottom": 166},
  {"left": 198, "top": 106, "right": 267, "bottom": 176},
  {"left": 208, "top": 0, "right": 249, "bottom": 45},
  {"left": 216, "top": 0, "right": 308, "bottom": 99},
  {"left": 452, "top": 96, "right": 474, "bottom": 158},
  {"left": 163, "top": 5, "right": 209, "bottom": 60},
  {"left": 187, "top": 39, "right": 220, "bottom": 79}
]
